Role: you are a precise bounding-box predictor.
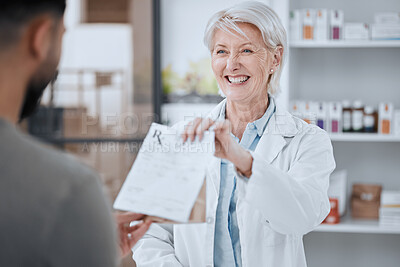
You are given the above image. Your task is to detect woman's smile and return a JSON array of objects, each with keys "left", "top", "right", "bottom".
[{"left": 225, "top": 75, "right": 250, "bottom": 85}]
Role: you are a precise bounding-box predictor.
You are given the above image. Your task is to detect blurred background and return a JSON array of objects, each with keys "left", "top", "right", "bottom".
[{"left": 20, "top": 0, "right": 400, "bottom": 266}]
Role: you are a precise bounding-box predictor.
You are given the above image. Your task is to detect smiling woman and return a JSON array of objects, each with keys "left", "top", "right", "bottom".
[
  {"left": 211, "top": 23, "right": 278, "bottom": 105},
  {"left": 133, "top": 2, "right": 336, "bottom": 267}
]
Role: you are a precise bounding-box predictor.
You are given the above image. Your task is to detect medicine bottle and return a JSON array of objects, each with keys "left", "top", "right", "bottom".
[
  {"left": 363, "top": 106, "right": 376, "bottom": 133},
  {"left": 352, "top": 100, "right": 364, "bottom": 132},
  {"left": 342, "top": 100, "right": 352, "bottom": 132},
  {"left": 303, "top": 9, "right": 314, "bottom": 40}
]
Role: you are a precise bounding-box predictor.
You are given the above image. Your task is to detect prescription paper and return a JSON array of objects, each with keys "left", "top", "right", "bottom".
[{"left": 113, "top": 123, "right": 214, "bottom": 223}]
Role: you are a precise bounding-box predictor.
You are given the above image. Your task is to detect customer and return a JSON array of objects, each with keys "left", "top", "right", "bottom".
[
  {"left": 0, "top": 1, "right": 150, "bottom": 266},
  {"left": 133, "top": 2, "right": 335, "bottom": 266}
]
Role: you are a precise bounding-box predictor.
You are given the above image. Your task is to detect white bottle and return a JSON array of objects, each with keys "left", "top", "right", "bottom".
[
  {"left": 363, "top": 106, "right": 375, "bottom": 133},
  {"left": 342, "top": 100, "right": 352, "bottom": 132},
  {"left": 352, "top": 100, "right": 364, "bottom": 132}
]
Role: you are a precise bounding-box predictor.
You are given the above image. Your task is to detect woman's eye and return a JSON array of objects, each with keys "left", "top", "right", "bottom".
[
  {"left": 243, "top": 49, "right": 252, "bottom": 53},
  {"left": 216, "top": 50, "right": 226, "bottom": 54}
]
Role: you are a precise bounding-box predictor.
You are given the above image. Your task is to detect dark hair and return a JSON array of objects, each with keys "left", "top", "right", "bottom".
[{"left": 0, "top": 0, "right": 66, "bottom": 49}]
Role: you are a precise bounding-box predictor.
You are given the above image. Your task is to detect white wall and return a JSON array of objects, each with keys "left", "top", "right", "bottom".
[
  {"left": 161, "top": 0, "right": 272, "bottom": 74},
  {"left": 160, "top": 0, "right": 293, "bottom": 118}
]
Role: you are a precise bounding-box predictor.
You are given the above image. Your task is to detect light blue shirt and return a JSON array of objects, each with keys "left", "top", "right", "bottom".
[{"left": 213, "top": 96, "right": 276, "bottom": 267}]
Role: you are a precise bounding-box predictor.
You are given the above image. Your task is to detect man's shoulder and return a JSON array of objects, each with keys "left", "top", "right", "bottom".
[{"left": 0, "top": 125, "right": 100, "bottom": 198}]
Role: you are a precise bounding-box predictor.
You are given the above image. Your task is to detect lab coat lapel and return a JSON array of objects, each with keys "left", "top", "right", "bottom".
[
  {"left": 255, "top": 107, "right": 299, "bottom": 164},
  {"left": 206, "top": 100, "right": 226, "bottom": 195}
]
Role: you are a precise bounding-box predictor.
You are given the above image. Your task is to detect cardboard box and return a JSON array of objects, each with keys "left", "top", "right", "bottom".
[{"left": 351, "top": 184, "right": 382, "bottom": 219}]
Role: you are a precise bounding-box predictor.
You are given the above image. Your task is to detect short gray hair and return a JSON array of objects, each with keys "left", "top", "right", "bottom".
[{"left": 204, "top": 1, "right": 287, "bottom": 95}]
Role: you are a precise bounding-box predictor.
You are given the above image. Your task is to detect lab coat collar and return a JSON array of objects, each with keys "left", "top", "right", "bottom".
[
  {"left": 255, "top": 104, "right": 299, "bottom": 164},
  {"left": 208, "top": 96, "right": 299, "bottom": 138},
  {"left": 215, "top": 96, "right": 276, "bottom": 137}
]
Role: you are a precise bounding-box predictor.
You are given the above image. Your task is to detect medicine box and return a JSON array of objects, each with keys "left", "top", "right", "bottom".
[
  {"left": 290, "top": 10, "right": 302, "bottom": 41},
  {"left": 315, "top": 9, "right": 329, "bottom": 41},
  {"left": 316, "top": 102, "right": 329, "bottom": 131},
  {"left": 302, "top": 9, "right": 316, "bottom": 40},
  {"left": 371, "top": 24, "right": 400, "bottom": 40},
  {"left": 374, "top": 12, "right": 400, "bottom": 24},
  {"left": 289, "top": 100, "right": 302, "bottom": 119},
  {"left": 330, "top": 10, "right": 344, "bottom": 40},
  {"left": 379, "top": 102, "right": 394, "bottom": 134},
  {"left": 394, "top": 110, "right": 400, "bottom": 135},
  {"left": 344, "top": 23, "right": 369, "bottom": 40},
  {"left": 329, "top": 102, "right": 342, "bottom": 133},
  {"left": 328, "top": 170, "right": 347, "bottom": 217},
  {"left": 303, "top": 101, "right": 318, "bottom": 125}
]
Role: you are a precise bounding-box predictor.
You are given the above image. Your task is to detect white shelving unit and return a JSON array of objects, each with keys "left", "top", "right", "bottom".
[
  {"left": 329, "top": 133, "right": 400, "bottom": 142},
  {"left": 273, "top": 0, "right": 400, "bottom": 266},
  {"left": 314, "top": 216, "right": 400, "bottom": 234},
  {"left": 290, "top": 40, "right": 400, "bottom": 48}
]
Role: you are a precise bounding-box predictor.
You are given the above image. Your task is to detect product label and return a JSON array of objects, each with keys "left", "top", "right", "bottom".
[
  {"left": 331, "top": 120, "right": 339, "bottom": 133},
  {"left": 343, "top": 111, "right": 351, "bottom": 131},
  {"left": 303, "top": 25, "right": 314, "bottom": 40},
  {"left": 363, "top": 116, "right": 374, "bottom": 128},
  {"left": 381, "top": 120, "right": 391, "bottom": 134},
  {"left": 317, "top": 119, "right": 325, "bottom": 130},
  {"left": 352, "top": 110, "right": 363, "bottom": 131}
]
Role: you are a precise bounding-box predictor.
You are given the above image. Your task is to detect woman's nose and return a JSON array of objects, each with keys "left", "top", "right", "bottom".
[{"left": 226, "top": 54, "right": 240, "bottom": 72}]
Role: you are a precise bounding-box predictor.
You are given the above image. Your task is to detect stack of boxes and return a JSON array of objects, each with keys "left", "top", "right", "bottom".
[
  {"left": 290, "top": 10, "right": 400, "bottom": 41},
  {"left": 380, "top": 191, "right": 400, "bottom": 227}
]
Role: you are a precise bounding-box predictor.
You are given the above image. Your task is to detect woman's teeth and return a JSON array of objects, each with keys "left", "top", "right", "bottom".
[{"left": 227, "top": 76, "right": 249, "bottom": 84}]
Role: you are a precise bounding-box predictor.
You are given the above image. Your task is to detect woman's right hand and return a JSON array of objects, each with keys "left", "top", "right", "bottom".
[
  {"left": 181, "top": 117, "right": 254, "bottom": 177},
  {"left": 181, "top": 117, "right": 234, "bottom": 160}
]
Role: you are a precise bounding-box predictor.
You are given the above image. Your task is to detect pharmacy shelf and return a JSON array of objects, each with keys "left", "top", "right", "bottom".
[
  {"left": 329, "top": 133, "right": 400, "bottom": 142},
  {"left": 289, "top": 40, "right": 400, "bottom": 48},
  {"left": 314, "top": 216, "right": 400, "bottom": 234}
]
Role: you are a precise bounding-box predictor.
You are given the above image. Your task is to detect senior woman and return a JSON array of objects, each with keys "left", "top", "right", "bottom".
[{"left": 133, "top": 2, "right": 335, "bottom": 267}]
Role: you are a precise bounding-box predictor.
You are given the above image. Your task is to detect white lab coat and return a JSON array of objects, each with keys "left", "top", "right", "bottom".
[{"left": 133, "top": 98, "right": 336, "bottom": 267}]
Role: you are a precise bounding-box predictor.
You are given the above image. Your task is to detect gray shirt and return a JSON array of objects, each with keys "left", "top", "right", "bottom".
[{"left": 0, "top": 119, "right": 118, "bottom": 266}]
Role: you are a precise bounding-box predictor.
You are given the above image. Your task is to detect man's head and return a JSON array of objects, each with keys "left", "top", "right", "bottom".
[{"left": 0, "top": 0, "right": 66, "bottom": 121}]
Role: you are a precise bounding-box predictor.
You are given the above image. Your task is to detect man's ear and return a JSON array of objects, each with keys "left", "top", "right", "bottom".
[{"left": 27, "top": 16, "right": 53, "bottom": 62}]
